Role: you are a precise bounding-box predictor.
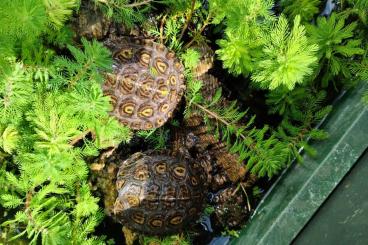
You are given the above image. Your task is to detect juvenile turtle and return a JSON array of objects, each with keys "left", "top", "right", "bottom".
[
  {"left": 184, "top": 74, "right": 249, "bottom": 188},
  {"left": 72, "top": 5, "right": 186, "bottom": 130},
  {"left": 102, "top": 36, "right": 185, "bottom": 130},
  {"left": 110, "top": 122, "right": 253, "bottom": 237},
  {"left": 88, "top": 34, "right": 253, "bottom": 240},
  {"left": 89, "top": 77, "right": 255, "bottom": 243},
  {"left": 71, "top": 0, "right": 111, "bottom": 40},
  {"left": 113, "top": 150, "right": 207, "bottom": 235}
]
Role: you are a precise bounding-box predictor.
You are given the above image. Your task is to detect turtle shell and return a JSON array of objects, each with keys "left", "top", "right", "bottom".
[
  {"left": 103, "top": 37, "right": 185, "bottom": 130},
  {"left": 113, "top": 152, "right": 206, "bottom": 235},
  {"left": 183, "top": 74, "right": 248, "bottom": 185}
]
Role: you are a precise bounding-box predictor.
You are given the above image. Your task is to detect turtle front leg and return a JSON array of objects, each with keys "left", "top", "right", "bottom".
[{"left": 122, "top": 226, "right": 138, "bottom": 245}]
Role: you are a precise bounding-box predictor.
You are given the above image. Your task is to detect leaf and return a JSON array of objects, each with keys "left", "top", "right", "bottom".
[
  {"left": 252, "top": 15, "right": 318, "bottom": 90},
  {"left": 1, "top": 194, "right": 23, "bottom": 208},
  {"left": 1, "top": 125, "right": 19, "bottom": 153},
  {"left": 181, "top": 48, "right": 200, "bottom": 69},
  {"left": 44, "top": 0, "right": 78, "bottom": 29}
]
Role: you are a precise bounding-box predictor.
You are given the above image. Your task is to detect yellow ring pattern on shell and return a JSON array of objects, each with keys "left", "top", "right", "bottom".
[
  {"left": 121, "top": 102, "right": 135, "bottom": 115},
  {"left": 155, "top": 58, "right": 168, "bottom": 74},
  {"left": 170, "top": 75, "right": 177, "bottom": 85},
  {"left": 103, "top": 39, "right": 185, "bottom": 130},
  {"left": 132, "top": 213, "right": 145, "bottom": 224},
  {"left": 139, "top": 52, "right": 151, "bottom": 66},
  {"left": 156, "top": 118, "right": 164, "bottom": 127},
  {"left": 159, "top": 103, "right": 170, "bottom": 113},
  {"left": 169, "top": 215, "right": 183, "bottom": 225},
  {"left": 155, "top": 163, "right": 166, "bottom": 174},
  {"left": 173, "top": 166, "right": 186, "bottom": 178},
  {"left": 126, "top": 195, "right": 140, "bottom": 207},
  {"left": 150, "top": 219, "right": 163, "bottom": 228},
  {"left": 117, "top": 48, "right": 133, "bottom": 60},
  {"left": 138, "top": 107, "right": 154, "bottom": 118}
]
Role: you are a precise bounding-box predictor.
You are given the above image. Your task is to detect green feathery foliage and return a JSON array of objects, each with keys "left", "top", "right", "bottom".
[
  {"left": 0, "top": 0, "right": 80, "bottom": 69},
  {"left": 93, "top": 0, "right": 154, "bottom": 28},
  {"left": 1, "top": 0, "right": 367, "bottom": 244},
  {"left": 181, "top": 48, "right": 201, "bottom": 69},
  {"left": 0, "top": 40, "right": 131, "bottom": 244},
  {"left": 252, "top": 15, "right": 318, "bottom": 90},
  {"left": 210, "top": 0, "right": 275, "bottom": 32},
  {"left": 267, "top": 87, "right": 331, "bottom": 162},
  {"left": 345, "top": 0, "right": 368, "bottom": 24},
  {"left": 182, "top": 60, "right": 290, "bottom": 178},
  {"left": 137, "top": 127, "right": 171, "bottom": 150},
  {"left": 307, "top": 13, "right": 365, "bottom": 87},
  {"left": 146, "top": 13, "right": 184, "bottom": 52},
  {"left": 215, "top": 0, "right": 274, "bottom": 75},
  {"left": 280, "top": 0, "right": 322, "bottom": 23},
  {"left": 159, "top": 0, "right": 193, "bottom": 14},
  {"left": 146, "top": 1, "right": 204, "bottom": 52},
  {"left": 215, "top": 3, "right": 318, "bottom": 90},
  {"left": 44, "top": 0, "right": 79, "bottom": 29},
  {"left": 53, "top": 38, "right": 112, "bottom": 88},
  {"left": 142, "top": 234, "right": 191, "bottom": 245},
  {"left": 352, "top": 54, "right": 368, "bottom": 103},
  {"left": 216, "top": 29, "right": 264, "bottom": 76}
]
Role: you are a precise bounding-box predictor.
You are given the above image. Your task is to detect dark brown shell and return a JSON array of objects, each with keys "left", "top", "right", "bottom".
[
  {"left": 72, "top": 1, "right": 110, "bottom": 40},
  {"left": 103, "top": 37, "right": 185, "bottom": 130},
  {"left": 192, "top": 43, "right": 215, "bottom": 77},
  {"left": 183, "top": 74, "right": 248, "bottom": 186},
  {"left": 213, "top": 187, "right": 249, "bottom": 228},
  {"left": 113, "top": 152, "right": 206, "bottom": 235}
]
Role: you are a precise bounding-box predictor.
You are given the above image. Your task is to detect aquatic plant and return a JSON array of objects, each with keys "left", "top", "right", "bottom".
[{"left": 0, "top": 0, "right": 367, "bottom": 244}]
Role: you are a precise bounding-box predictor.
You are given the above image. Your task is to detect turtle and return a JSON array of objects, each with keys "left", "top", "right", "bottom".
[
  {"left": 109, "top": 112, "right": 254, "bottom": 237},
  {"left": 107, "top": 132, "right": 254, "bottom": 240},
  {"left": 102, "top": 36, "right": 186, "bottom": 130},
  {"left": 183, "top": 73, "right": 249, "bottom": 188},
  {"left": 106, "top": 72, "right": 251, "bottom": 236},
  {"left": 72, "top": 3, "right": 186, "bottom": 131},
  {"left": 71, "top": 0, "right": 111, "bottom": 40},
  {"left": 88, "top": 38, "right": 254, "bottom": 240},
  {"left": 113, "top": 150, "right": 207, "bottom": 235},
  {"left": 212, "top": 186, "right": 251, "bottom": 228}
]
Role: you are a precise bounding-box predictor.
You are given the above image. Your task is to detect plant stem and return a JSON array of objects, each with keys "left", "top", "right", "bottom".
[
  {"left": 179, "top": 0, "right": 196, "bottom": 41},
  {"left": 192, "top": 102, "right": 247, "bottom": 141},
  {"left": 69, "top": 62, "right": 91, "bottom": 87},
  {"left": 123, "top": 0, "right": 153, "bottom": 8},
  {"left": 193, "top": 102, "right": 229, "bottom": 129},
  {"left": 192, "top": 101, "right": 269, "bottom": 163},
  {"left": 240, "top": 183, "right": 252, "bottom": 211},
  {"left": 184, "top": 12, "right": 212, "bottom": 48},
  {"left": 70, "top": 129, "right": 93, "bottom": 146},
  {"left": 160, "top": 14, "right": 167, "bottom": 44},
  {"left": 192, "top": 102, "right": 246, "bottom": 140}
]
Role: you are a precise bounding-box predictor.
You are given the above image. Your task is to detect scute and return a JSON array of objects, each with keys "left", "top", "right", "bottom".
[
  {"left": 114, "top": 152, "right": 206, "bottom": 235},
  {"left": 103, "top": 37, "right": 185, "bottom": 130}
]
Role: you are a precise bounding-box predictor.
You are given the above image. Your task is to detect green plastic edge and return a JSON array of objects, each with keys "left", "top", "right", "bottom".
[{"left": 231, "top": 82, "right": 368, "bottom": 245}]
